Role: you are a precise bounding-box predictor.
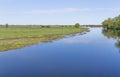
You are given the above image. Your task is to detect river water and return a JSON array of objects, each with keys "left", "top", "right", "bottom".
[{"left": 0, "top": 28, "right": 120, "bottom": 77}]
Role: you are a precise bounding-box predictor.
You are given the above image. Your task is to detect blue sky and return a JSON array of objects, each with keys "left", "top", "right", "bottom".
[{"left": 0, "top": 0, "right": 120, "bottom": 25}]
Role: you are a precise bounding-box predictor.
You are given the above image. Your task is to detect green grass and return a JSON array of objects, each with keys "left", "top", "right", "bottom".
[{"left": 0, "top": 26, "right": 88, "bottom": 52}]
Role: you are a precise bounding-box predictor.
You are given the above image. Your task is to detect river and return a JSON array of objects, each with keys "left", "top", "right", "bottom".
[{"left": 0, "top": 28, "right": 120, "bottom": 77}]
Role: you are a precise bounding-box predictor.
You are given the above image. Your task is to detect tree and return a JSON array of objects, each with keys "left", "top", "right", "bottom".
[
  {"left": 102, "top": 15, "right": 120, "bottom": 30},
  {"left": 74, "top": 23, "right": 80, "bottom": 28},
  {"left": 5, "top": 24, "right": 8, "bottom": 28}
]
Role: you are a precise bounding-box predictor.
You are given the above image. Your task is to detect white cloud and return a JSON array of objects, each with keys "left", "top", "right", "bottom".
[{"left": 0, "top": 8, "right": 120, "bottom": 14}]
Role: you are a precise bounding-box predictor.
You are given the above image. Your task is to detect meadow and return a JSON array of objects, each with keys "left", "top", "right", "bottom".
[{"left": 0, "top": 26, "right": 88, "bottom": 51}]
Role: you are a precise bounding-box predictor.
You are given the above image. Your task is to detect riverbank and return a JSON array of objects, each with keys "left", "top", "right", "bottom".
[{"left": 0, "top": 26, "right": 88, "bottom": 52}]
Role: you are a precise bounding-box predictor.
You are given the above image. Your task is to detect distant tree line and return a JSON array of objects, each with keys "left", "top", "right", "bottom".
[
  {"left": 0, "top": 23, "right": 81, "bottom": 28},
  {"left": 84, "top": 25, "right": 102, "bottom": 27},
  {"left": 102, "top": 15, "right": 120, "bottom": 30}
]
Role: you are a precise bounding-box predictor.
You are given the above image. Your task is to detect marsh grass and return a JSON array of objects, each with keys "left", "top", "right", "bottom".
[{"left": 0, "top": 26, "right": 88, "bottom": 52}]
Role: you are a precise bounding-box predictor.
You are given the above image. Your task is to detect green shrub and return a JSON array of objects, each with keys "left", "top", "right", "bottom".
[{"left": 74, "top": 23, "right": 80, "bottom": 28}]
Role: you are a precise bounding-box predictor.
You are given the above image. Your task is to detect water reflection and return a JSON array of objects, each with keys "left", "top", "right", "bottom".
[
  {"left": 59, "top": 38, "right": 90, "bottom": 44},
  {"left": 102, "top": 29, "right": 120, "bottom": 50}
]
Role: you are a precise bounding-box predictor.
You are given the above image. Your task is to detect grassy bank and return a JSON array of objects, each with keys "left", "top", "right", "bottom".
[{"left": 0, "top": 26, "right": 88, "bottom": 52}]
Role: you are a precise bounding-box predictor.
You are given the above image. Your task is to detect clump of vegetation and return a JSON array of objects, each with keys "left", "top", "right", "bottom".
[
  {"left": 102, "top": 15, "right": 120, "bottom": 30},
  {"left": 74, "top": 23, "right": 80, "bottom": 28},
  {"left": 46, "top": 25, "right": 51, "bottom": 28},
  {"left": 5, "top": 23, "right": 8, "bottom": 28}
]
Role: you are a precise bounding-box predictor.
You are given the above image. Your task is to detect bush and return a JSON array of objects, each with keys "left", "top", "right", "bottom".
[
  {"left": 46, "top": 26, "right": 51, "bottom": 28},
  {"left": 74, "top": 23, "right": 80, "bottom": 28},
  {"left": 5, "top": 24, "right": 8, "bottom": 28}
]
